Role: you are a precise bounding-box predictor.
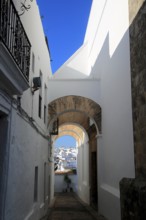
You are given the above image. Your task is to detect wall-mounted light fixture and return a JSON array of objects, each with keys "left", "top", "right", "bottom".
[{"left": 31, "top": 77, "right": 41, "bottom": 94}]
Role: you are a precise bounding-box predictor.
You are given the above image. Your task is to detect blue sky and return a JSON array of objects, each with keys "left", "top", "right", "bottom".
[
  {"left": 36, "top": 0, "right": 92, "bottom": 147},
  {"left": 36, "top": 0, "right": 92, "bottom": 73},
  {"left": 54, "top": 135, "right": 76, "bottom": 148}
]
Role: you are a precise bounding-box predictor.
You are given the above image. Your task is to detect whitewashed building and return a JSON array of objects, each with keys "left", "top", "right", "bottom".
[
  {"left": 48, "top": 1, "right": 136, "bottom": 220},
  {"left": 0, "top": 1, "right": 52, "bottom": 220},
  {"left": 1, "top": 0, "right": 146, "bottom": 220}
]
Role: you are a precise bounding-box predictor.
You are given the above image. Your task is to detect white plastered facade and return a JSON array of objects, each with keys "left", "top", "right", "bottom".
[
  {"left": 48, "top": 1, "right": 135, "bottom": 220},
  {"left": 0, "top": 1, "right": 136, "bottom": 220},
  {"left": 1, "top": 1, "right": 53, "bottom": 220}
]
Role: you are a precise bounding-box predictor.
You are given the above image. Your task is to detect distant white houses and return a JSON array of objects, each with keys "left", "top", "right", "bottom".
[{"left": 54, "top": 147, "right": 77, "bottom": 171}]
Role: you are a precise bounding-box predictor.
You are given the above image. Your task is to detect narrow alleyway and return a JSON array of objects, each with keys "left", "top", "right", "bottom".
[{"left": 47, "top": 193, "right": 106, "bottom": 220}]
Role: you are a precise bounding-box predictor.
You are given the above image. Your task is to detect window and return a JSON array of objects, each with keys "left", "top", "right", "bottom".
[
  {"left": 44, "top": 84, "right": 47, "bottom": 124},
  {"left": 39, "top": 71, "right": 43, "bottom": 95},
  {"left": 44, "top": 162, "right": 46, "bottom": 202},
  {"left": 34, "top": 166, "right": 38, "bottom": 202},
  {"left": 38, "top": 71, "right": 42, "bottom": 118},
  {"left": 32, "top": 53, "right": 35, "bottom": 73},
  {"left": 44, "top": 105, "right": 46, "bottom": 123},
  {"left": 0, "top": 112, "right": 8, "bottom": 198},
  {"left": 38, "top": 95, "right": 42, "bottom": 118}
]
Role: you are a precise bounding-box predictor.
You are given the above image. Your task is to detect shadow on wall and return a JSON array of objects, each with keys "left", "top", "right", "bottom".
[{"left": 91, "top": 28, "right": 135, "bottom": 220}]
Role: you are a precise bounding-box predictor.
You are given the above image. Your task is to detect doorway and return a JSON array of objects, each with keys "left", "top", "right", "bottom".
[
  {"left": 90, "top": 151, "right": 97, "bottom": 209},
  {"left": 0, "top": 111, "right": 9, "bottom": 219},
  {"left": 89, "top": 124, "right": 98, "bottom": 210}
]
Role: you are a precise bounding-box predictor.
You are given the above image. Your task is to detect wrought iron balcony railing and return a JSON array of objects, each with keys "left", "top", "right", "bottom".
[{"left": 0, "top": 0, "right": 31, "bottom": 81}]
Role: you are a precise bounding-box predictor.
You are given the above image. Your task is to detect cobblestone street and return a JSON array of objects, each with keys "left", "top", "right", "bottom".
[{"left": 48, "top": 193, "right": 106, "bottom": 220}]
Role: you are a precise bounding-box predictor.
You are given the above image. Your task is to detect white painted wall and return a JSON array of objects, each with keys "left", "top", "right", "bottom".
[
  {"left": 52, "top": 43, "right": 90, "bottom": 78},
  {"left": 13, "top": 0, "right": 52, "bottom": 132},
  {"left": 77, "top": 139, "right": 90, "bottom": 205},
  {"left": 48, "top": 79, "right": 101, "bottom": 105},
  {"left": 49, "top": 141, "right": 55, "bottom": 202},
  {"left": 5, "top": 108, "right": 49, "bottom": 220},
  {"left": 54, "top": 174, "right": 78, "bottom": 192},
  {"left": 50, "top": 0, "right": 135, "bottom": 220},
  {"left": 2, "top": 1, "right": 53, "bottom": 220},
  {"left": 87, "top": 1, "right": 135, "bottom": 219}
]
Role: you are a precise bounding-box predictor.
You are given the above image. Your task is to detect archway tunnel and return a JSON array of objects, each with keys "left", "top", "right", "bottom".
[{"left": 48, "top": 95, "right": 101, "bottom": 208}]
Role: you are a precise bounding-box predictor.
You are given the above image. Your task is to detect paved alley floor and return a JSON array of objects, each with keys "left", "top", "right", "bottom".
[{"left": 48, "top": 193, "right": 106, "bottom": 220}]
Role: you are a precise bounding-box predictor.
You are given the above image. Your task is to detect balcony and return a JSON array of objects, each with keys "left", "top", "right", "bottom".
[{"left": 0, "top": 0, "right": 31, "bottom": 95}]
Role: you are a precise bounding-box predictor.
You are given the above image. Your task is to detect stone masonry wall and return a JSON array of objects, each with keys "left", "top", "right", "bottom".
[
  {"left": 129, "top": 1, "right": 146, "bottom": 177},
  {"left": 120, "top": 2, "right": 146, "bottom": 220},
  {"left": 128, "top": 0, "right": 145, "bottom": 24}
]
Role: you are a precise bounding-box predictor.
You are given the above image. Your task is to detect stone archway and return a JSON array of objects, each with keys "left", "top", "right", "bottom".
[
  {"left": 52, "top": 123, "right": 86, "bottom": 146},
  {"left": 48, "top": 95, "right": 101, "bottom": 206},
  {"left": 48, "top": 95, "right": 101, "bottom": 134}
]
